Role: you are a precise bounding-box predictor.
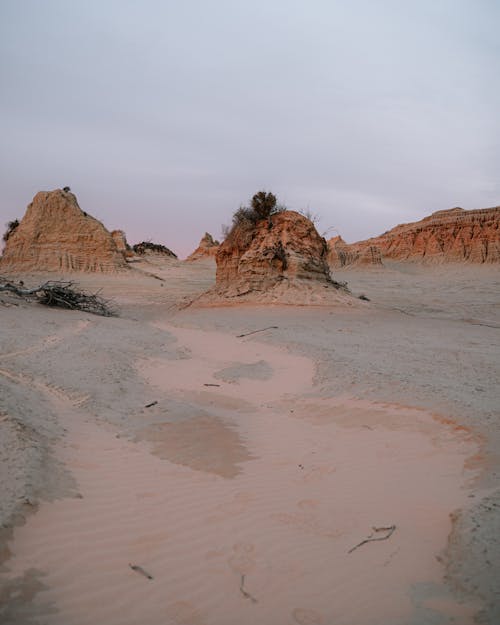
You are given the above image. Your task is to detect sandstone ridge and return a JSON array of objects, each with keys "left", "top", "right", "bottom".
[
  {"left": 199, "top": 210, "right": 354, "bottom": 306},
  {"left": 0, "top": 189, "right": 127, "bottom": 273},
  {"left": 328, "top": 206, "right": 500, "bottom": 267}
]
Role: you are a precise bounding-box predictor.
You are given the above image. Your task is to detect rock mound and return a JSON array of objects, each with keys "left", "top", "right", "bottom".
[
  {"left": 185, "top": 232, "right": 219, "bottom": 262},
  {"left": 132, "top": 242, "right": 177, "bottom": 258},
  {"left": 199, "top": 211, "right": 354, "bottom": 305},
  {"left": 0, "top": 189, "right": 128, "bottom": 273}
]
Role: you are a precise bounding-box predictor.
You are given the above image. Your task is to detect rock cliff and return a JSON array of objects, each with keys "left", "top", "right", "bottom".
[
  {"left": 200, "top": 210, "right": 354, "bottom": 305},
  {"left": 185, "top": 232, "right": 219, "bottom": 262},
  {"left": 0, "top": 189, "right": 127, "bottom": 273},
  {"left": 328, "top": 206, "right": 500, "bottom": 267}
]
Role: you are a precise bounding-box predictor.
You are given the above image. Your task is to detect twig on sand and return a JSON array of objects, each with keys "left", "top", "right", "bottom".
[
  {"left": 236, "top": 326, "right": 278, "bottom": 338},
  {"left": 348, "top": 525, "right": 396, "bottom": 554},
  {"left": 129, "top": 563, "right": 154, "bottom": 580},
  {"left": 145, "top": 401, "right": 158, "bottom": 408},
  {"left": 239, "top": 574, "right": 258, "bottom": 603},
  {"left": 204, "top": 383, "right": 220, "bottom": 387}
]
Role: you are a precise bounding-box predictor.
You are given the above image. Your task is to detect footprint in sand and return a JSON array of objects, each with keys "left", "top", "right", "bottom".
[
  {"left": 297, "top": 498, "right": 320, "bottom": 510},
  {"left": 206, "top": 491, "right": 255, "bottom": 523},
  {"left": 292, "top": 607, "right": 324, "bottom": 624},
  {"left": 228, "top": 542, "right": 256, "bottom": 575},
  {"left": 168, "top": 601, "right": 206, "bottom": 625},
  {"left": 271, "top": 507, "right": 340, "bottom": 539}
]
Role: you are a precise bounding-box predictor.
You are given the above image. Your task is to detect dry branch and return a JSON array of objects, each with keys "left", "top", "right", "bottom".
[
  {"left": 129, "top": 563, "right": 154, "bottom": 580},
  {"left": 0, "top": 278, "right": 116, "bottom": 317},
  {"left": 348, "top": 525, "right": 396, "bottom": 554},
  {"left": 239, "top": 574, "right": 258, "bottom": 603},
  {"left": 236, "top": 326, "right": 278, "bottom": 338}
]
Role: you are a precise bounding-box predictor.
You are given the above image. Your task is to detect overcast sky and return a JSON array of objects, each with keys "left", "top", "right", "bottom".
[{"left": 1, "top": 1, "right": 499, "bottom": 257}]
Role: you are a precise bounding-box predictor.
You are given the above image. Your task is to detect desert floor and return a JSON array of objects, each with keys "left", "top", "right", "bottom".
[{"left": 0, "top": 259, "right": 499, "bottom": 625}]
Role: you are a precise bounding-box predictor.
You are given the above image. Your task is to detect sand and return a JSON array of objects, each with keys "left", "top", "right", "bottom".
[{"left": 0, "top": 258, "right": 499, "bottom": 624}]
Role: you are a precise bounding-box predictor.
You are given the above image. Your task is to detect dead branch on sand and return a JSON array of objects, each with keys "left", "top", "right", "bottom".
[
  {"left": 236, "top": 326, "right": 278, "bottom": 338},
  {"left": 0, "top": 278, "right": 116, "bottom": 317},
  {"left": 348, "top": 525, "right": 396, "bottom": 554},
  {"left": 129, "top": 563, "right": 154, "bottom": 580},
  {"left": 239, "top": 574, "right": 258, "bottom": 603}
]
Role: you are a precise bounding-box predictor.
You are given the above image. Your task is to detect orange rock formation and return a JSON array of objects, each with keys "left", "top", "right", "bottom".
[
  {"left": 328, "top": 206, "right": 500, "bottom": 267},
  {"left": 327, "top": 236, "right": 383, "bottom": 268},
  {"left": 0, "top": 189, "right": 127, "bottom": 273},
  {"left": 185, "top": 232, "right": 219, "bottom": 261},
  {"left": 111, "top": 230, "right": 132, "bottom": 258},
  {"left": 201, "top": 210, "right": 353, "bottom": 305}
]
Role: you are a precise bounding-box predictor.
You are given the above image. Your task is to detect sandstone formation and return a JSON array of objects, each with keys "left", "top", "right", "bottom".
[
  {"left": 327, "top": 236, "right": 383, "bottom": 268},
  {"left": 185, "top": 232, "right": 219, "bottom": 262},
  {"left": 200, "top": 210, "right": 354, "bottom": 305},
  {"left": 111, "top": 230, "right": 132, "bottom": 258},
  {"left": 0, "top": 189, "right": 128, "bottom": 273},
  {"left": 328, "top": 206, "right": 500, "bottom": 267}
]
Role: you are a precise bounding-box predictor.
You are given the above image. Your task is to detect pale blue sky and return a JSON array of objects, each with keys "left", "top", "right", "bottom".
[{"left": 1, "top": 0, "right": 499, "bottom": 257}]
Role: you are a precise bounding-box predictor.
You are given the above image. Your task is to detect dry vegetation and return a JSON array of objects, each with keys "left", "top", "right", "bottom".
[{"left": 0, "top": 278, "right": 115, "bottom": 316}]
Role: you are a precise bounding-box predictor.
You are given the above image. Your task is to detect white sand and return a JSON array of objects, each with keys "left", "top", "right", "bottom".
[{"left": 1, "top": 260, "right": 498, "bottom": 624}]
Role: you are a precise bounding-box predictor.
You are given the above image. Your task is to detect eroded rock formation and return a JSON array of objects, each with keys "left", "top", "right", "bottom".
[
  {"left": 185, "top": 232, "right": 219, "bottom": 262},
  {"left": 328, "top": 206, "right": 500, "bottom": 267},
  {"left": 200, "top": 210, "right": 353, "bottom": 305},
  {"left": 0, "top": 189, "right": 127, "bottom": 273},
  {"left": 327, "top": 236, "right": 383, "bottom": 268},
  {"left": 111, "top": 230, "right": 132, "bottom": 258}
]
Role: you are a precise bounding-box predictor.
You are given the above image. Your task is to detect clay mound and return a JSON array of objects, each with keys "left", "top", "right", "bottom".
[
  {"left": 132, "top": 242, "right": 177, "bottom": 258},
  {"left": 0, "top": 189, "right": 128, "bottom": 273},
  {"left": 185, "top": 232, "right": 219, "bottom": 262},
  {"left": 198, "top": 211, "right": 355, "bottom": 306},
  {"left": 358, "top": 206, "right": 500, "bottom": 264}
]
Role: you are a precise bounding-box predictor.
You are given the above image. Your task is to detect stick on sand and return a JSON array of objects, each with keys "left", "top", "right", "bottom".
[
  {"left": 236, "top": 326, "right": 278, "bottom": 338},
  {"left": 129, "top": 563, "right": 154, "bottom": 580},
  {"left": 239, "top": 574, "right": 258, "bottom": 603},
  {"left": 348, "top": 525, "right": 396, "bottom": 554}
]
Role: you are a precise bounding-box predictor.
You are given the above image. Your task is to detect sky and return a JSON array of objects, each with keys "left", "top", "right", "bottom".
[{"left": 1, "top": 0, "right": 499, "bottom": 258}]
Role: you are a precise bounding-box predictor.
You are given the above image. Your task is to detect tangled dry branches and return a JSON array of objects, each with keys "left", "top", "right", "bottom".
[{"left": 0, "top": 278, "right": 116, "bottom": 317}]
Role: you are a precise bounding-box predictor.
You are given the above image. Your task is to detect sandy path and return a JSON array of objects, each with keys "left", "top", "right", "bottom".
[{"left": 3, "top": 320, "right": 481, "bottom": 625}]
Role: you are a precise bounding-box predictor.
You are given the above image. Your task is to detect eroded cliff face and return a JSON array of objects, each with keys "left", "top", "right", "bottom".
[
  {"left": 111, "top": 230, "right": 132, "bottom": 258},
  {"left": 327, "top": 236, "right": 383, "bottom": 268},
  {"left": 185, "top": 232, "right": 219, "bottom": 262},
  {"left": 371, "top": 207, "right": 500, "bottom": 263},
  {"left": 0, "top": 189, "right": 127, "bottom": 273},
  {"left": 328, "top": 207, "right": 500, "bottom": 267},
  {"left": 200, "top": 211, "right": 353, "bottom": 305}
]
